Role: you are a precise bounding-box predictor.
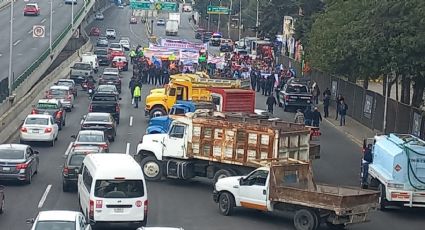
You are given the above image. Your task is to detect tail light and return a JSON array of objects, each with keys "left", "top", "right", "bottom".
[
  {"left": 89, "top": 104, "right": 93, "bottom": 112},
  {"left": 89, "top": 200, "right": 94, "bottom": 220},
  {"left": 31, "top": 109, "right": 37, "bottom": 114},
  {"left": 21, "top": 127, "right": 27, "bottom": 132},
  {"left": 144, "top": 200, "right": 148, "bottom": 216},
  {"left": 63, "top": 167, "right": 69, "bottom": 176},
  {"left": 16, "top": 163, "right": 29, "bottom": 170},
  {"left": 100, "top": 144, "right": 108, "bottom": 149},
  {"left": 96, "top": 200, "right": 103, "bottom": 209},
  {"left": 115, "top": 104, "right": 120, "bottom": 113},
  {"left": 44, "top": 127, "right": 52, "bottom": 133}
]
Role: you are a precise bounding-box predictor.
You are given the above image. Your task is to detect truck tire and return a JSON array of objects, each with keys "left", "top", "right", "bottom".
[
  {"left": 218, "top": 192, "right": 235, "bottom": 216},
  {"left": 140, "top": 156, "right": 162, "bottom": 181},
  {"left": 150, "top": 107, "right": 167, "bottom": 118},
  {"left": 213, "top": 169, "right": 235, "bottom": 184},
  {"left": 293, "top": 209, "right": 320, "bottom": 230},
  {"left": 378, "top": 183, "right": 389, "bottom": 210}
]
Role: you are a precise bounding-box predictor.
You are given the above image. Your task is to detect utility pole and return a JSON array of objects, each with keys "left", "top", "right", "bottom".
[
  {"left": 238, "top": 0, "right": 241, "bottom": 40},
  {"left": 217, "top": 0, "right": 222, "bottom": 32},
  {"left": 8, "top": 0, "right": 14, "bottom": 96},
  {"left": 71, "top": 0, "right": 74, "bottom": 30},
  {"left": 227, "top": 0, "right": 232, "bottom": 39},
  {"left": 383, "top": 74, "right": 389, "bottom": 133},
  {"left": 255, "top": 0, "right": 259, "bottom": 39},
  {"left": 49, "top": 0, "right": 53, "bottom": 52}
]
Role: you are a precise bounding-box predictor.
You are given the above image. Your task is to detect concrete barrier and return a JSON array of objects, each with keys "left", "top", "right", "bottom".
[{"left": 0, "top": 39, "right": 93, "bottom": 144}]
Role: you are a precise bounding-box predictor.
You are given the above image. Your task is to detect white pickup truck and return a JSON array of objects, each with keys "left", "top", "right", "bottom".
[{"left": 213, "top": 161, "right": 379, "bottom": 230}]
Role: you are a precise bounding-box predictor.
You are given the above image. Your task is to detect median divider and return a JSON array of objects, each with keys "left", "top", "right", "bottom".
[{"left": 0, "top": 39, "right": 93, "bottom": 144}]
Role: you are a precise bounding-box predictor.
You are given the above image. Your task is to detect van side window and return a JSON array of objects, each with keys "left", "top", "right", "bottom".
[{"left": 82, "top": 166, "right": 93, "bottom": 191}]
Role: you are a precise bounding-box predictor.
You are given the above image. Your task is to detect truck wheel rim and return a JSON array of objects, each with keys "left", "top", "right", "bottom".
[
  {"left": 152, "top": 111, "right": 164, "bottom": 117},
  {"left": 220, "top": 195, "right": 229, "bottom": 211},
  {"left": 143, "top": 162, "right": 159, "bottom": 178},
  {"left": 296, "top": 214, "right": 310, "bottom": 228}
]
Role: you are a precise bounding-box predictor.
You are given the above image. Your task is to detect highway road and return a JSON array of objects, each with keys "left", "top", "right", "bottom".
[
  {"left": 0, "top": 6, "right": 424, "bottom": 230},
  {"left": 0, "top": 0, "right": 84, "bottom": 86}
]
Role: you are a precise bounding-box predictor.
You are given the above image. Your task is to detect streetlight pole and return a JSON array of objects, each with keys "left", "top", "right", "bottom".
[
  {"left": 49, "top": 0, "right": 53, "bottom": 52},
  {"left": 238, "top": 0, "right": 241, "bottom": 40},
  {"left": 255, "top": 0, "right": 259, "bottom": 39},
  {"left": 8, "top": 0, "right": 14, "bottom": 96},
  {"left": 71, "top": 1, "right": 74, "bottom": 30},
  {"left": 227, "top": 0, "right": 232, "bottom": 39},
  {"left": 217, "top": 0, "right": 222, "bottom": 32}
]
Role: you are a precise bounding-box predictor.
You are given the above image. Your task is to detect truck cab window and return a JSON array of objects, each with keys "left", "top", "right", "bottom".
[
  {"left": 168, "top": 88, "right": 176, "bottom": 96},
  {"left": 176, "top": 87, "right": 184, "bottom": 100},
  {"left": 169, "top": 124, "right": 185, "bottom": 138},
  {"left": 242, "top": 170, "right": 268, "bottom": 186}
]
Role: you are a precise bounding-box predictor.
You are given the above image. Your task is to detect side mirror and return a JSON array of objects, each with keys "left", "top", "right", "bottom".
[
  {"left": 26, "top": 218, "right": 35, "bottom": 224},
  {"left": 71, "top": 135, "right": 77, "bottom": 139},
  {"left": 53, "top": 82, "right": 58, "bottom": 85},
  {"left": 33, "top": 150, "right": 39, "bottom": 155}
]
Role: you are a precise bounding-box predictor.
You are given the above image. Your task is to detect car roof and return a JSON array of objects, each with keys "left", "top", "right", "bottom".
[
  {"left": 26, "top": 114, "right": 52, "bottom": 119},
  {"left": 87, "top": 112, "right": 110, "bottom": 117},
  {"left": 26, "top": 3, "right": 38, "bottom": 6},
  {"left": 78, "top": 130, "right": 105, "bottom": 135},
  {"left": 58, "top": 79, "right": 75, "bottom": 83},
  {"left": 38, "top": 99, "right": 60, "bottom": 104},
  {"left": 50, "top": 85, "right": 70, "bottom": 90},
  {"left": 37, "top": 211, "right": 80, "bottom": 222},
  {"left": 0, "top": 144, "right": 28, "bottom": 151}
]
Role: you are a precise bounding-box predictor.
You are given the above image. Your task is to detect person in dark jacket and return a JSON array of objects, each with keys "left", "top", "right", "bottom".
[
  {"left": 361, "top": 144, "right": 373, "bottom": 188},
  {"left": 162, "top": 68, "right": 170, "bottom": 85},
  {"left": 129, "top": 77, "right": 136, "bottom": 98},
  {"left": 312, "top": 107, "right": 322, "bottom": 127},
  {"left": 339, "top": 99, "right": 348, "bottom": 126},
  {"left": 323, "top": 94, "right": 330, "bottom": 118},
  {"left": 266, "top": 95, "right": 277, "bottom": 114},
  {"left": 250, "top": 70, "right": 257, "bottom": 90},
  {"left": 256, "top": 72, "right": 262, "bottom": 92},
  {"left": 304, "top": 106, "right": 313, "bottom": 126},
  {"left": 335, "top": 94, "right": 344, "bottom": 120}
]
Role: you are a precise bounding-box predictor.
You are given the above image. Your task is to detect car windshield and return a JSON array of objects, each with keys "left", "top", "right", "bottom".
[
  {"left": 92, "top": 95, "right": 117, "bottom": 101},
  {"left": 0, "top": 149, "right": 24, "bottom": 160},
  {"left": 110, "top": 44, "right": 121, "bottom": 48},
  {"left": 34, "top": 221, "right": 75, "bottom": 230},
  {"left": 26, "top": 5, "right": 36, "bottom": 9},
  {"left": 212, "top": 35, "right": 222, "bottom": 39},
  {"left": 86, "top": 115, "right": 109, "bottom": 122},
  {"left": 36, "top": 103, "right": 58, "bottom": 110},
  {"left": 73, "top": 63, "right": 91, "bottom": 70},
  {"left": 26, "top": 117, "right": 49, "bottom": 125},
  {"left": 58, "top": 81, "right": 73, "bottom": 87},
  {"left": 102, "top": 74, "right": 118, "bottom": 80},
  {"left": 98, "top": 86, "right": 116, "bottom": 92},
  {"left": 49, "top": 89, "right": 66, "bottom": 96},
  {"left": 94, "top": 180, "right": 144, "bottom": 198},
  {"left": 286, "top": 85, "right": 308, "bottom": 93},
  {"left": 94, "top": 49, "right": 107, "bottom": 55},
  {"left": 69, "top": 154, "right": 86, "bottom": 167},
  {"left": 77, "top": 134, "right": 104, "bottom": 142}
]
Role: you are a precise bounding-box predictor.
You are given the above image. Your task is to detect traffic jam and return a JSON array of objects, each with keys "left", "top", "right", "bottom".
[{"left": 0, "top": 1, "right": 424, "bottom": 230}]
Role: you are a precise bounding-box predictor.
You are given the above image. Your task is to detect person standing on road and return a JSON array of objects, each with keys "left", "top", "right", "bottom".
[
  {"left": 312, "top": 83, "right": 320, "bottom": 105},
  {"left": 323, "top": 93, "right": 330, "bottom": 118},
  {"left": 294, "top": 109, "right": 305, "bottom": 124},
  {"left": 339, "top": 99, "right": 348, "bottom": 126},
  {"left": 250, "top": 70, "right": 257, "bottom": 90},
  {"left": 304, "top": 106, "right": 313, "bottom": 126},
  {"left": 266, "top": 94, "right": 277, "bottom": 114},
  {"left": 335, "top": 94, "right": 344, "bottom": 120},
  {"left": 133, "top": 84, "right": 141, "bottom": 109},
  {"left": 129, "top": 77, "right": 136, "bottom": 99},
  {"left": 312, "top": 107, "right": 322, "bottom": 127}
]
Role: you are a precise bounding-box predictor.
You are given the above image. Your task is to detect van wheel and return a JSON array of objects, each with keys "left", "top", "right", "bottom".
[
  {"left": 140, "top": 156, "right": 162, "bottom": 181},
  {"left": 218, "top": 192, "right": 235, "bottom": 216},
  {"left": 378, "top": 184, "right": 389, "bottom": 211},
  {"left": 213, "top": 169, "right": 235, "bottom": 184},
  {"left": 293, "top": 209, "right": 320, "bottom": 230}
]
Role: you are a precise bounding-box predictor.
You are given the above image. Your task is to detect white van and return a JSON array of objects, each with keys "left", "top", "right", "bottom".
[
  {"left": 82, "top": 53, "right": 99, "bottom": 73},
  {"left": 77, "top": 154, "right": 148, "bottom": 228}
]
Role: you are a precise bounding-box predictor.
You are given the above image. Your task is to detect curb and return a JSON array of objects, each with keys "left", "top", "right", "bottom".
[{"left": 323, "top": 118, "right": 363, "bottom": 147}]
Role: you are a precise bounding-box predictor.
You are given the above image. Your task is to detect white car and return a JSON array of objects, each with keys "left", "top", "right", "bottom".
[
  {"left": 105, "top": 29, "right": 116, "bottom": 39},
  {"left": 27, "top": 210, "right": 91, "bottom": 230},
  {"left": 108, "top": 43, "right": 124, "bottom": 52},
  {"left": 94, "top": 12, "right": 104, "bottom": 20},
  {"left": 119, "top": 39, "right": 130, "bottom": 51},
  {"left": 20, "top": 114, "right": 59, "bottom": 146}
]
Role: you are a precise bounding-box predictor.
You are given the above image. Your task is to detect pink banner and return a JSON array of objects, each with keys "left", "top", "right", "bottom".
[{"left": 160, "top": 38, "right": 208, "bottom": 50}]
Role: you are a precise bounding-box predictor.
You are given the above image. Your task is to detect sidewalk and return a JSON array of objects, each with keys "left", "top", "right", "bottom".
[{"left": 316, "top": 102, "right": 378, "bottom": 146}]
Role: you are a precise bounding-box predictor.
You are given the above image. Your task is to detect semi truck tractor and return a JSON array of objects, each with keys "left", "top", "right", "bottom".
[
  {"left": 214, "top": 161, "right": 379, "bottom": 230},
  {"left": 362, "top": 134, "right": 425, "bottom": 209},
  {"left": 136, "top": 111, "right": 320, "bottom": 182}
]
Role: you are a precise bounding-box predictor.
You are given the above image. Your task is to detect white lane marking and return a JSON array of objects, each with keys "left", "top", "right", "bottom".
[
  {"left": 13, "top": 40, "right": 21, "bottom": 46},
  {"left": 126, "top": 143, "right": 130, "bottom": 155},
  {"left": 64, "top": 142, "right": 73, "bottom": 156},
  {"left": 0, "top": 53, "right": 2, "bottom": 57},
  {"left": 38, "top": 185, "right": 52, "bottom": 208},
  {"left": 41, "top": 18, "right": 46, "bottom": 23},
  {"left": 52, "top": 10, "right": 55, "bottom": 14},
  {"left": 129, "top": 116, "right": 133, "bottom": 127},
  {"left": 28, "top": 29, "right": 33, "bottom": 34}
]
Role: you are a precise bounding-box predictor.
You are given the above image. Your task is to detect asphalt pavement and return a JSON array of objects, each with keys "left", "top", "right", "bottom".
[
  {"left": 0, "top": 1, "right": 84, "bottom": 84},
  {"left": 0, "top": 6, "right": 424, "bottom": 230}
]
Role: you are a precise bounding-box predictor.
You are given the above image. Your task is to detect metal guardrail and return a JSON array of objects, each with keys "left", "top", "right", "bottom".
[{"left": 11, "top": 0, "right": 91, "bottom": 90}]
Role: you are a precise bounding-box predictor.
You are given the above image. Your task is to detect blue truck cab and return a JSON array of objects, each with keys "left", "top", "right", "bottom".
[{"left": 366, "top": 134, "right": 425, "bottom": 209}]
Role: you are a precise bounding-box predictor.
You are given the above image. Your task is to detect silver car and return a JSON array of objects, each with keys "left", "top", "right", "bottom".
[
  {"left": 95, "top": 12, "right": 104, "bottom": 20},
  {"left": 0, "top": 144, "right": 39, "bottom": 184},
  {"left": 71, "top": 130, "right": 110, "bottom": 152}
]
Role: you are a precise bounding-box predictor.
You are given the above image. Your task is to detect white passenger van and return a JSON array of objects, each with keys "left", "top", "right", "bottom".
[{"left": 77, "top": 154, "right": 148, "bottom": 228}]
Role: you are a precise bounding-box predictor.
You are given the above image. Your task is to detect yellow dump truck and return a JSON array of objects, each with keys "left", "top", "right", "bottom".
[{"left": 145, "top": 74, "right": 251, "bottom": 117}]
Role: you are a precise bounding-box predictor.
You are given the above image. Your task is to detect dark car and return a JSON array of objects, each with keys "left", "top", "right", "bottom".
[
  {"left": 202, "top": 32, "right": 213, "bottom": 43},
  {"left": 62, "top": 146, "right": 105, "bottom": 192},
  {"left": 95, "top": 85, "right": 119, "bottom": 97},
  {"left": 0, "top": 144, "right": 39, "bottom": 184},
  {"left": 99, "top": 73, "right": 122, "bottom": 93},
  {"left": 94, "top": 48, "right": 109, "bottom": 66},
  {"left": 80, "top": 112, "right": 117, "bottom": 141},
  {"left": 89, "top": 92, "right": 121, "bottom": 124},
  {"left": 31, "top": 99, "right": 66, "bottom": 130},
  {"left": 195, "top": 28, "right": 206, "bottom": 39},
  {"left": 96, "top": 37, "right": 109, "bottom": 47},
  {"left": 278, "top": 83, "right": 313, "bottom": 111}
]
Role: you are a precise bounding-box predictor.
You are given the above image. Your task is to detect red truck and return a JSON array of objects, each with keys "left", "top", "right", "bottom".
[{"left": 209, "top": 88, "right": 255, "bottom": 113}]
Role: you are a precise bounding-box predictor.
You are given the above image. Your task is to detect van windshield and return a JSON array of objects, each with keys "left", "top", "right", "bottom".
[{"left": 94, "top": 180, "right": 144, "bottom": 198}]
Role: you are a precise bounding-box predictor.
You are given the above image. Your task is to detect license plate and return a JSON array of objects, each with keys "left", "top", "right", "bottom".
[
  {"left": 32, "top": 130, "right": 39, "bottom": 133},
  {"left": 114, "top": 208, "right": 124, "bottom": 213},
  {"left": 2, "top": 167, "right": 10, "bottom": 171},
  {"left": 107, "top": 81, "right": 113, "bottom": 84}
]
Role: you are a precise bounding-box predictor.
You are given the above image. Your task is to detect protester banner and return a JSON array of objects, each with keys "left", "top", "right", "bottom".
[
  {"left": 180, "top": 50, "right": 199, "bottom": 65},
  {"left": 160, "top": 38, "right": 208, "bottom": 50}
]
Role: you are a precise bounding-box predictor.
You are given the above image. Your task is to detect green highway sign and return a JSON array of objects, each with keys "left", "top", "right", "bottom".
[
  {"left": 207, "top": 5, "right": 230, "bottom": 15},
  {"left": 155, "top": 2, "right": 178, "bottom": 11},
  {"left": 130, "top": 1, "right": 152, "bottom": 10}
]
